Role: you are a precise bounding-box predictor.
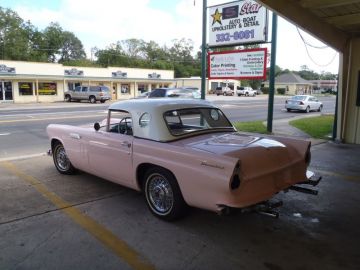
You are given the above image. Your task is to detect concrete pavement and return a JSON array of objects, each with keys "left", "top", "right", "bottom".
[{"left": 1, "top": 96, "right": 360, "bottom": 270}]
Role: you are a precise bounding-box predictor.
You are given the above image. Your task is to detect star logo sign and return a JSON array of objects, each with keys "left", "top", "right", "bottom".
[{"left": 211, "top": 8, "right": 222, "bottom": 25}]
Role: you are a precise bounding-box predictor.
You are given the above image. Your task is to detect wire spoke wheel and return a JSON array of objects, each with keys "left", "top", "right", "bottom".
[
  {"left": 143, "top": 168, "right": 187, "bottom": 220},
  {"left": 53, "top": 143, "right": 75, "bottom": 174},
  {"left": 147, "top": 174, "right": 174, "bottom": 214}
]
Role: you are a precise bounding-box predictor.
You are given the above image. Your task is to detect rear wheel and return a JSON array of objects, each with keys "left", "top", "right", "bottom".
[
  {"left": 287, "top": 108, "right": 291, "bottom": 112},
  {"left": 89, "top": 96, "right": 96, "bottom": 103},
  {"left": 318, "top": 105, "right": 323, "bottom": 112},
  {"left": 52, "top": 142, "right": 76, "bottom": 174},
  {"left": 64, "top": 95, "right": 71, "bottom": 102},
  {"left": 305, "top": 106, "right": 310, "bottom": 113},
  {"left": 245, "top": 92, "right": 249, "bottom": 97},
  {"left": 100, "top": 100, "right": 106, "bottom": 103},
  {"left": 143, "top": 167, "right": 187, "bottom": 221}
]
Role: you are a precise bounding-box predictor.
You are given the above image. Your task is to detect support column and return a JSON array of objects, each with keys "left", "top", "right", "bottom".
[{"left": 36, "top": 79, "right": 39, "bottom": 103}]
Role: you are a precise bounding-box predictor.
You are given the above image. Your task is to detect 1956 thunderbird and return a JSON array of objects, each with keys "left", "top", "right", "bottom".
[{"left": 47, "top": 98, "right": 320, "bottom": 220}]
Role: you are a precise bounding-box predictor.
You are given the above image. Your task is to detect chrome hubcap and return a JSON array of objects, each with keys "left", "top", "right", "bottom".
[
  {"left": 147, "top": 174, "right": 173, "bottom": 214},
  {"left": 56, "top": 147, "right": 70, "bottom": 171}
]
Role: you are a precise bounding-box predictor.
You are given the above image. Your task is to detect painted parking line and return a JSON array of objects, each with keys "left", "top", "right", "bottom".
[
  {"left": 0, "top": 161, "right": 155, "bottom": 270},
  {"left": 315, "top": 169, "right": 360, "bottom": 183}
]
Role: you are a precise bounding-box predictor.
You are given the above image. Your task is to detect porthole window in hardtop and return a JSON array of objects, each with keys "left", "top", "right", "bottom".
[
  {"left": 139, "top": 112, "right": 151, "bottom": 127},
  {"left": 164, "top": 107, "right": 234, "bottom": 136},
  {"left": 108, "top": 110, "right": 133, "bottom": 135}
]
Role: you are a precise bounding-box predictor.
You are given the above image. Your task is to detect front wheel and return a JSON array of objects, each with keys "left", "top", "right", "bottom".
[
  {"left": 89, "top": 96, "right": 96, "bottom": 103},
  {"left": 100, "top": 100, "right": 106, "bottom": 103},
  {"left": 318, "top": 105, "right": 323, "bottom": 112},
  {"left": 143, "top": 167, "right": 187, "bottom": 221},
  {"left": 52, "top": 142, "right": 76, "bottom": 174}
]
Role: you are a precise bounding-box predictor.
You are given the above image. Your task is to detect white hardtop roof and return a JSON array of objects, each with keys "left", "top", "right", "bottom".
[
  {"left": 108, "top": 98, "right": 221, "bottom": 142},
  {"left": 109, "top": 98, "right": 217, "bottom": 112}
]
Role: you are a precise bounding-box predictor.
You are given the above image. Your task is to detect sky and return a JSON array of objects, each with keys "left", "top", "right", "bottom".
[{"left": 1, "top": 0, "right": 340, "bottom": 74}]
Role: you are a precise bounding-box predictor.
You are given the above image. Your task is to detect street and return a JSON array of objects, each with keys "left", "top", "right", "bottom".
[{"left": 0, "top": 95, "right": 335, "bottom": 160}]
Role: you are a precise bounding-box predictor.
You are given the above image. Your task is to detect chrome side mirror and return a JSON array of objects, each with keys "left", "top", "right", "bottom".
[{"left": 94, "top": 122, "right": 100, "bottom": 131}]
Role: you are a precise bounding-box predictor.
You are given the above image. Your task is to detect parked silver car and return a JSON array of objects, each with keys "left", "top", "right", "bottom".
[
  {"left": 215, "top": 86, "right": 234, "bottom": 96},
  {"left": 148, "top": 88, "right": 199, "bottom": 98},
  {"left": 285, "top": 95, "right": 323, "bottom": 113},
  {"left": 64, "top": 86, "right": 111, "bottom": 103}
]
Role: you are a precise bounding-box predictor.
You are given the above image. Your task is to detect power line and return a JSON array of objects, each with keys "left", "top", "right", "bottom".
[
  {"left": 296, "top": 27, "right": 328, "bottom": 49},
  {"left": 296, "top": 27, "right": 338, "bottom": 67}
]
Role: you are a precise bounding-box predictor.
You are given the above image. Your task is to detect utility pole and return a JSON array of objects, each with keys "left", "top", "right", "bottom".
[
  {"left": 200, "top": 0, "right": 207, "bottom": 100},
  {"left": 267, "top": 12, "right": 278, "bottom": 133}
]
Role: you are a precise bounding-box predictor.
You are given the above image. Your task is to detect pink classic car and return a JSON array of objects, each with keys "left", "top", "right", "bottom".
[{"left": 47, "top": 99, "right": 320, "bottom": 220}]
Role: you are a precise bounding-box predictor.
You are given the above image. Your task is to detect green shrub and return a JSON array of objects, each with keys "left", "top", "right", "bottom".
[
  {"left": 277, "top": 88, "right": 286, "bottom": 95},
  {"left": 261, "top": 87, "right": 269, "bottom": 94}
]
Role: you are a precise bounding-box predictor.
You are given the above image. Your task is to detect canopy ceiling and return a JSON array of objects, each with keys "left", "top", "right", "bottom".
[{"left": 258, "top": 0, "right": 360, "bottom": 52}]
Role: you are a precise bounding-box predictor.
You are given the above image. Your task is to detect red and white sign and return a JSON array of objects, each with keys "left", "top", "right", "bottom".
[{"left": 208, "top": 48, "right": 267, "bottom": 80}]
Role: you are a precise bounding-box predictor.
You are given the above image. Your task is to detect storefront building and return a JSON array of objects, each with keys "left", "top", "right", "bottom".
[
  {"left": 0, "top": 60, "right": 175, "bottom": 103},
  {"left": 175, "top": 77, "right": 241, "bottom": 93}
]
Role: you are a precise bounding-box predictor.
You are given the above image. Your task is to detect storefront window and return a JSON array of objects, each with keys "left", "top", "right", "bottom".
[
  {"left": 121, "top": 84, "right": 130, "bottom": 94},
  {"left": 138, "top": 84, "right": 147, "bottom": 93},
  {"left": 19, "top": 82, "right": 33, "bottom": 96},
  {"left": 68, "top": 82, "right": 81, "bottom": 91},
  {"left": 39, "top": 82, "right": 57, "bottom": 95}
]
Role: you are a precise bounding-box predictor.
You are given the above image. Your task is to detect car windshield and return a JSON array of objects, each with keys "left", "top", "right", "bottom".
[
  {"left": 164, "top": 108, "right": 234, "bottom": 136},
  {"left": 291, "top": 96, "right": 307, "bottom": 100}
]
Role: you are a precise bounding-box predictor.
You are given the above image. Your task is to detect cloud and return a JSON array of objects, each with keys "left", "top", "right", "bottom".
[
  {"left": 14, "top": 0, "right": 204, "bottom": 53},
  {"left": 12, "top": 0, "right": 339, "bottom": 73}
]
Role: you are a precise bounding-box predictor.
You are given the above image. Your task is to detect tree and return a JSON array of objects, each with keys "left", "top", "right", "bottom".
[
  {"left": 0, "top": 8, "right": 37, "bottom": 60},
  {"left": 59, "top": 31, "right": 86, "bottom": 62},
  {"left": 121, "top": 38, "right": 146, "bottom": 58},
  {"left": 42, "top": 22, "right": 64, "bottom": 62}
]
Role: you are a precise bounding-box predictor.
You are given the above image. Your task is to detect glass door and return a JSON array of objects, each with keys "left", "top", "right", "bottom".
[
  {"left": 0, "top": 81, "right": 13, "bottom": 101},
  {"left": 0, "top": 82, "right": 3, "bottom": 100}
]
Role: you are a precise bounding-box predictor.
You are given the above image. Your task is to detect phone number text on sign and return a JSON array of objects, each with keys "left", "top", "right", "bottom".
[
  {"left": 216, "top": 30, "right": 255, "bottom": 43},
  {"left": 208, "top": 0, "right": 268, "bottom": 47}
]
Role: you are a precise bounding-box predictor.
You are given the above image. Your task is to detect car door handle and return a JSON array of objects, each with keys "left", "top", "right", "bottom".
[{"left": 121, "top": 141, "right": 131, "bottom": 148}]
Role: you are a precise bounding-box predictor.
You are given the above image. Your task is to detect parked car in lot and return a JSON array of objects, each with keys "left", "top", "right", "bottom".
[
  {"left": 47, "top": 98, "right": 318, "bottom": 220},
  {"left": 64, "top": 86, "right": 111, "bottom": 103},
  {"left": 148, "top": 88, "right": 200, "bottom": 98},
  {"left": 236, "top": 86, "right": 257, "bottom": 97},
  {"left": 136, "top": 91, "right": 150, "bottom": 99},
  {"left": 215, "top": 86, "right": 234, "bottom": 96},
  {"left": 285, "top": 95, "right": 323, "bottom": 113}
]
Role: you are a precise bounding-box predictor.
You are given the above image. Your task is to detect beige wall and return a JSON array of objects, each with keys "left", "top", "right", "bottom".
[{"left": 0, "top": 60, "right": 174, "bottom": 80}]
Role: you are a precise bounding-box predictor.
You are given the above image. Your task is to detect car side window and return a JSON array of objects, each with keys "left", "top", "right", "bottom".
[
  {"left": 74, "top": 86, "right": 81, "bottom": 92},
  {"left": 152, "top": 89, "right": 166, "bottom": 97},
  {"left": 82, "top": 87, "right": 88, "bottom": 92},
  {"left": 108, "top": 110, "right": 133, "bottom": 136}
]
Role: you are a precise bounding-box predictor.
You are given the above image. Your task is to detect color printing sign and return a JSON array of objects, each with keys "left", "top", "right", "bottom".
[
  {"left": 208, "top": 0, "right": 268, "bottom": 47},
  {"left": 208, "top": 48, "right": 267, "bottom": 80}
]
